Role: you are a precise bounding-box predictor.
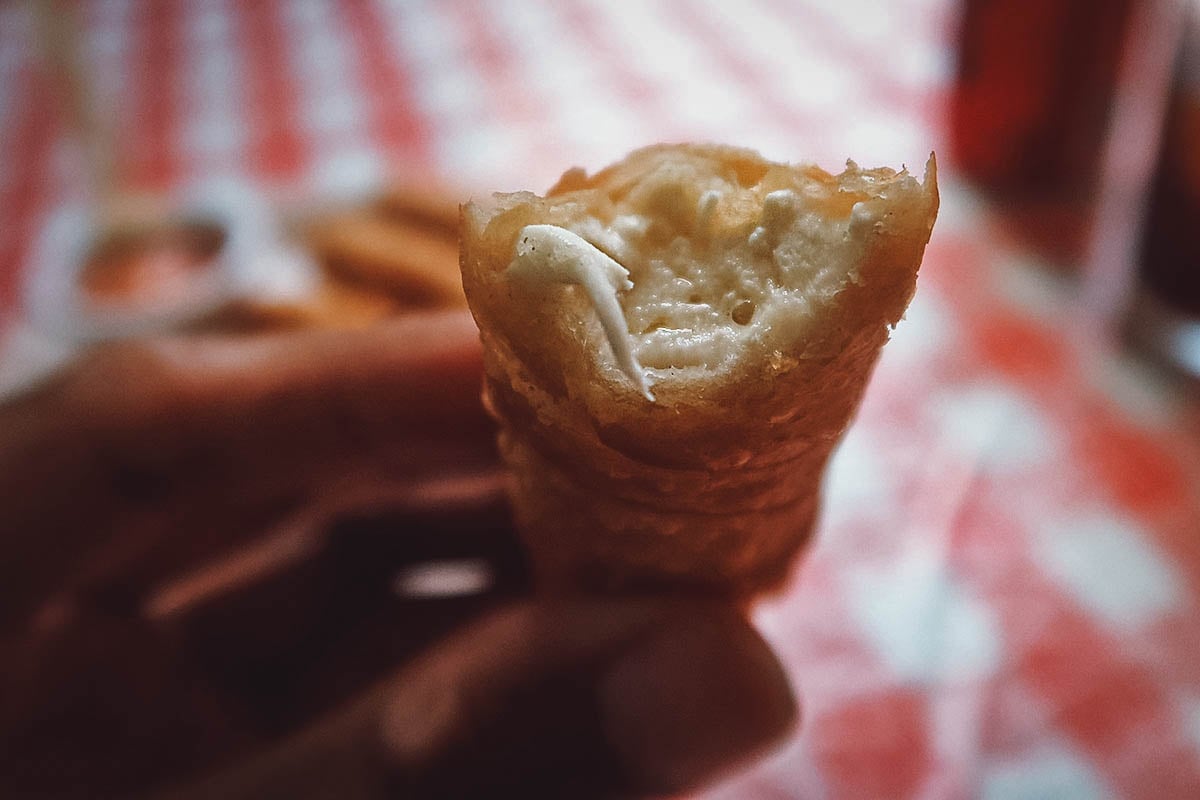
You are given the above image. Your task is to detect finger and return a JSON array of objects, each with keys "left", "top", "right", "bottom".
[
  {"left": 141, "top": 490, "right": 530, "bottom": 730},
  {"left": 68, "top": 307, "right": 485, "bottom": 434},
  {"left": 384, "top": 598, "right": 797, "bottom": 797},
  {"left": 0, "top": 310, "right": 493, "bottom": 631},
  {"left": 163, "top": 597, "right": 797, "bottom": 799},
  {"left": 2, "top": 310, "right": 488, "bottom": 487},
  {"left": 2, "top": 495, "right": 529, "bottom": 799},
  {"left": 0, "top": 604, "right": 260, "bottom": 799}
]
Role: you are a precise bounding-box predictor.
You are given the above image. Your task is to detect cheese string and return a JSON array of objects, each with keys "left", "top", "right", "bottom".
[{"left": 505, "top": 224, "right": 655, "bottom": 401}]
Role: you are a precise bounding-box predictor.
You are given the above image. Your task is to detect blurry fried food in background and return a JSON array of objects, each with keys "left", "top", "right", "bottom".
[
  {"left": 81, "top": 221, "right": 228, "bottom": 309},
  {"left": 189, "top": 281, "right": 401, "bottom": 334},
  {"left": 254, "top": 182, "right": 465, "bottom": 331},
  {"left": 72, "top": 183, "right": 466, "bottom": 337},
  {"left": 303, "top": 211, "right": 464, "bottom": 311},
  {"left": 374, "top": 183, "right": 460, "bottom": 240}
]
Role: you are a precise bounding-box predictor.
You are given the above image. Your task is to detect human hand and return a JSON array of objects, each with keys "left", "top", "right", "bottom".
[{"left": 0, "top": 310, "right": 796, "bottom": 798}]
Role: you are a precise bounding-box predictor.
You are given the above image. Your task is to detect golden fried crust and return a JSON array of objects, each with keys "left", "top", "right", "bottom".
[{"left": 461, "top": 144, "right": 938, "bottom": 598}]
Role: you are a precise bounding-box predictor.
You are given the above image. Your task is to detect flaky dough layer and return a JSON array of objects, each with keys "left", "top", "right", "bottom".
[{"left": 461, "top": 144, "right": 938, "bottom": 597}]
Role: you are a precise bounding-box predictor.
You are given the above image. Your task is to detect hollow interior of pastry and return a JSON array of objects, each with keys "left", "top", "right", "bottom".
[{"left": 558, "top": 156, "right": 906, "bottom": 380}]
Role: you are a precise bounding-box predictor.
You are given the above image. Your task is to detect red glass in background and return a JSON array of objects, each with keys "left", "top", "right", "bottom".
[
  {"left": 1126, "top": 6, "right": 1200, "bottom": 379},
  {"left": 1078, "top": 0, "right": 1185, "bottom": 336},
  {"left": 951, "top": 0, "right": 1135, "bottom": 197},
  {"left": 950, "top": 0, "right": 1137, "bottom": 261},
  {"left": 1140, "top": 20, "right": 1200, "bottom": 317}
]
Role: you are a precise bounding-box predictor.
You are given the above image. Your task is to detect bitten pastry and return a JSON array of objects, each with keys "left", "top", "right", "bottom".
[{"left": 460, "top": 144, "right": 938, "bottom": 598}]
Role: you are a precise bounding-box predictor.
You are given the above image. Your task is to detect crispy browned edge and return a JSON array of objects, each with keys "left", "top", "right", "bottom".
[{"left": 460, "top": 144, "right": 938, "bottom": 597}]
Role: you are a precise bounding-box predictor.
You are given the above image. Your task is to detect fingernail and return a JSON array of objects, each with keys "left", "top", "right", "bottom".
[{"left": 598, "top": 610, "right": 798, "bottom": 794}]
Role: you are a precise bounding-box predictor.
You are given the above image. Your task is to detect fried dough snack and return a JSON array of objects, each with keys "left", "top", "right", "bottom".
[
  {"left": 196, "top": 183, "right": 467, "bottom": 333},
  {"left": 461, "top": 144, "right": 938, "bottom": 597},
  {"left": 304, "top": 212, "right": 465, "bottom": 310}
]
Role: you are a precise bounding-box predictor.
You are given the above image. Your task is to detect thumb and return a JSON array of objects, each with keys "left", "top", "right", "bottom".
[
  {"left": 383, "top": 597, "right": 798, "bottom": 798},
  {"left": 164, "top": 597, "right": 797, "bottom": 799}
]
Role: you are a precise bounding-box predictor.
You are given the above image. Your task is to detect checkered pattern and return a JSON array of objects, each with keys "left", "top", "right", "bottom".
[{"left": 2, "top": 1, "right": 1200, "bottom": 797}]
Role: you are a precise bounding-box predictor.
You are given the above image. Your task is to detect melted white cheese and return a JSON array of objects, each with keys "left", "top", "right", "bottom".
[
  {"left": 506, "top": 224, "right": 654, "bottom": 400},
  {"left": 506, "top": 175, "right": 878, "bottom": 390}
]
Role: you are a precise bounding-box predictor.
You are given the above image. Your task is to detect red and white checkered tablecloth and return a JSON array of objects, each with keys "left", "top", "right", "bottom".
[{"left": 3, "top": 1, "right": 1200, "bottom": 797}]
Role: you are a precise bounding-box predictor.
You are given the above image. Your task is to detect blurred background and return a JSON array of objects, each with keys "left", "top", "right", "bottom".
[{"left": 2, "top": 0, "right": 1200, "bottom": 797}]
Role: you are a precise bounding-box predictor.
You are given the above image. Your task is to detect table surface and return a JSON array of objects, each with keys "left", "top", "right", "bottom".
[{"left": 3, "top": 1, "right": 1200, "bottom": 797}]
